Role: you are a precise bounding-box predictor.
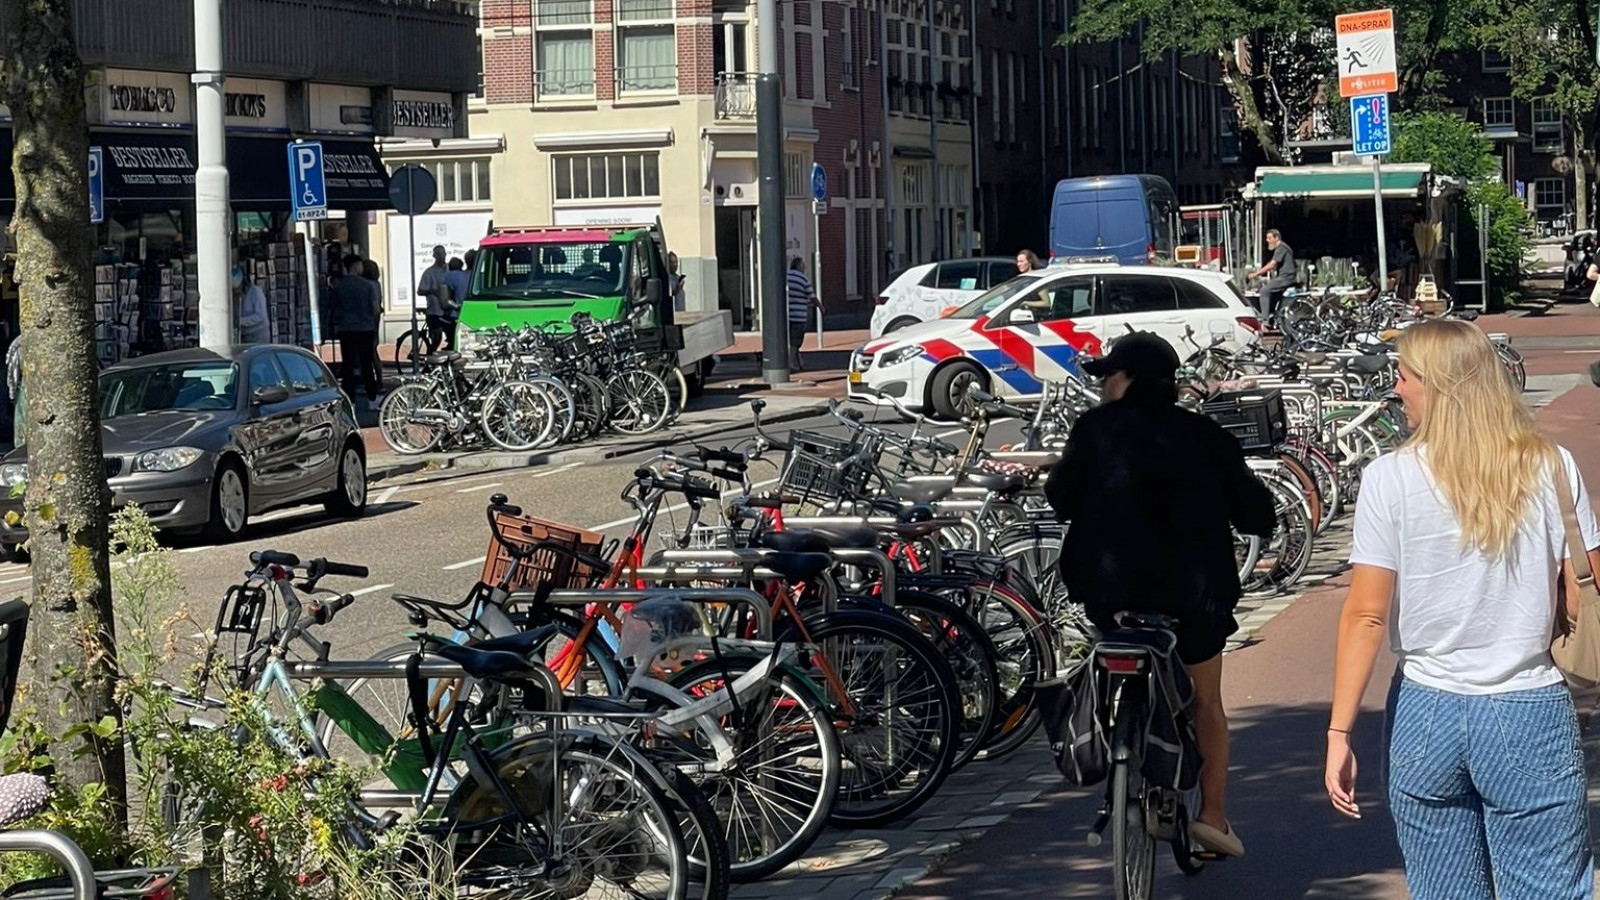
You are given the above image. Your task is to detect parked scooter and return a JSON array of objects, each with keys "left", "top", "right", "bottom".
[{"left": 1563, "top": 231, "right": 1596, "bottom": 294}]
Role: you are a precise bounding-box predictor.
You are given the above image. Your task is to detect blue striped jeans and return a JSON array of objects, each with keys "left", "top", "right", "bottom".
[{"left": 1387, "top": 677, "right": 1593, "bottom": 900}]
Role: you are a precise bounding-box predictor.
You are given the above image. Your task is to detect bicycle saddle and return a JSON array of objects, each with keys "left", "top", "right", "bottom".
[
  {"left": 761, "top": 551, "right": 835, "bottom": 582},
  {"left": 429, "top": 642, "right": 548, "bottom": 684},
  {"left": 1293, "top": 351, "right": 1329, "bottom": 365},
  {"left": 888, "top": 478, "right": 956, "bottom": 504},
  {"left": 421, "top": 351, "right": 463, "bottom": 368},
  {"left": 760, "top": 530, "right": 831, "bottom": 554},
  {"left": 0, "top": 773, "right": 49, "bottom": 828},
  {"left": 961, "top": 469, "right": 1029, "bottom": 495},
  {"left": 471, "top": 624, "right": 562, "bottom": 656},
  {"left": 1345, "top": 355, "right": 1391, "bottom": 376}
]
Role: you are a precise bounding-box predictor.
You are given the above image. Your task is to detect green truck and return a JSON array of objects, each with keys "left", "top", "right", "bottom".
[{"left": 458, "top": 223, "right": 732, "bottom": 386}]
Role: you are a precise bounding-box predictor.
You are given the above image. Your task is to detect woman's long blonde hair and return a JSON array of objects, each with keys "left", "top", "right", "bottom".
[{"left": 1398, "top": 319, "right": 1555, "bottom": 559}]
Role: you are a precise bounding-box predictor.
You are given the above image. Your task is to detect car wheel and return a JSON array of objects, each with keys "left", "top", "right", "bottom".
[
  {"left": 886, "top": 317, "right": 920, "bottom": 334},
  {"left": 1, "top": 543, "right": 27, "bottom": 565},
  {"left": 930, "top": 362, "right": 986, "bottom": 421},
  {"left": 324, "top": 442, "right": 368, "bottom": 518},
  {"left": 204, "top": 460, "right": 249, "bottom": 542}
]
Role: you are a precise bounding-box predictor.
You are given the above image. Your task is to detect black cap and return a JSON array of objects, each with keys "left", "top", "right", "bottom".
[{"left": 1081, "top": 332, "right": 1180, "bottom": 380}]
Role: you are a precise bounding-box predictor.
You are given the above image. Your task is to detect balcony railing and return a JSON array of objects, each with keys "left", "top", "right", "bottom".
[
  {"left": 535, "top": 69, "right": 597, "bottom": 101},
  {"left": 617, "top": 65, "right": 678, "bottom": 94},
  {"left": 715, "top": 72, "right": 757, "bottom": 119}
]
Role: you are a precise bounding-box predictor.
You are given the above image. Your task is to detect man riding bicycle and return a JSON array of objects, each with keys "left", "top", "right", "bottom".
[{"left": 1046, "top": 333, "right": 1276, "bottom": 859}]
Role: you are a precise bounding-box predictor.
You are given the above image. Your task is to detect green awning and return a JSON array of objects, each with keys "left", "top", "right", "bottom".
[{"left": 1256, "top": 170, "right": 1427, "bottom": 199}]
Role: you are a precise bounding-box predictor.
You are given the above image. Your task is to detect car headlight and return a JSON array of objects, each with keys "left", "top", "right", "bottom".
[
  {"left": 135, "top": 447, "right": 204, "bottom": 473},
  {"left": 456, "top": 327, "right": 482, "bottom": 353},
  {"left": 879, "top": 345, "right": 925, "bottom": 367},
  {"left": 0, "top": 463, "right": 27, "bottom": 487}
]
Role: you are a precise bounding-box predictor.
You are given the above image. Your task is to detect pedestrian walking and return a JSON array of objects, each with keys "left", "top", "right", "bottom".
[
  {"left": 1015, "top": 249, "right": 1043, "bottom": 273},
  {"left": 362, "top": 259, "right": 386, "bottom": 389},
  {"left": 442, "top": 257, "right": 470, "bottom": 352},
  {"left": 1247, "top": 228, "right": 1296, "bottom": 329},
  {"left": 1045, "top": 332, "right": 1275, "bottom": 859},
  {"left": 327, "top": 253, "right": 382, "bottom": 404},
  {"left": 418, "top": 245, "right": 452, "bottom": 354},
  {"left": 786, "top": 257, "right": 820, "bottom": 372},
  {"left": 233, "top": 265, "right": 271, "bottom": 344},
  {"left": 1327, "top": 319, "right": 1600, "bottom": 900}
]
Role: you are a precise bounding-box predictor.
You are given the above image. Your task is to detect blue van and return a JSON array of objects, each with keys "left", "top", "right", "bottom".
[{"left": 1048, "top": 174, "right": 1179, "bottom": 265}]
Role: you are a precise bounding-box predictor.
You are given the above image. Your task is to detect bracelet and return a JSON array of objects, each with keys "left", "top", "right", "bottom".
[{"left": 1327, "top": 727, "right": 1350, "bottom": 734}]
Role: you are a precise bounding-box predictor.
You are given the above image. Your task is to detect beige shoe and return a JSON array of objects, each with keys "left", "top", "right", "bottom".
[{"left": 1190, "top": 820, "right": 1245, "bottom": 858}]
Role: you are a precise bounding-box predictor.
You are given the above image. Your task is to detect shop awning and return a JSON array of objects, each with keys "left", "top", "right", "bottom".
[
  {"left": 1255, "top": 169, "right": 1427, "bottom": 199},
  {"left": 96, "top": 131, "right": 196, "bottom": 205},
  {"left": 226, "top": 137, "right": 391, "bottom": 210}
]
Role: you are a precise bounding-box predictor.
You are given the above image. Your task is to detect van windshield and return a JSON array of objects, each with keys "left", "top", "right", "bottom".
[
  {"left": 948, "top": 276, "right": 1044, "bottom": 318},
  {"left": 470, "top": 241, "right": 629, "bottom": 300}
]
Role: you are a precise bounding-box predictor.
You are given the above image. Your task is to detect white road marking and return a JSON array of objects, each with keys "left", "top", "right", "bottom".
[
  {"left": 531, "top": 462, "right": 583, "bottom": 478},
  {"left": 443, "top": 556, "right": 487, "bottom": 571},
  {"left": 0, "top": 575, "right": 30, "bottom": 585},
  {"left": 179, "top": 545, "right": 217, "bottom": 554},
  {"left": 349, "top": 583, "right": 395, "bottom": 597},
  {"left": 587, "top": 476, "right": 781, "bottom": 531},
  {"left": 375, "top": 486, "right": 399, "bottom": 504},
  {"left": 456, "top": 482, "right": 503, "bottom": 494},
  {"left": 253, "top": 506, "right": 315, "bottom": 525},
  {"left": 438, "top": 472, "right": 510, "bottom": 489}
]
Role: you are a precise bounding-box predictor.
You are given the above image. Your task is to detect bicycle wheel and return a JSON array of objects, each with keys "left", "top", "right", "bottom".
[
  {"left": 1111, "top": 758, "right": 1155, "bottom": 900},
  {"left": 442, "top": 733, "right": 690, "bottom": 900},
  {"left": 793, "top": 609, "right": 960, "bottom": 828},
  {"left": 1274, "top": 453, "right": 1323, "bottom": 535},
  {"left": 1244, "top": 472, "right": 1315, "bottom": 593},
  {"left": 895, "top": 590, "right": 1001, "bottom": 772},
  {"left": 607, "top": 369, "right": 673, "bottom": 435},
  {"left": 526, "top": 374, "right": 578, "bottom": 444},
  {"left": 997, "top": 530, "right": 1091, "bottom": 662},
  {"left": 960, "top": 580, "right": 1055, "bottom": 761},
  {"left": 568, "top": 371, "right": 611, "bottom": 441},
  {"left": 480, "top": 379, "right": 557, "bottom": 452},
  {"left": 378, "top": 382, "right": 444, "bottom": 454},
  {"left": 656, "top": 766, "right": 731, "bottom": 900},
  {"left": 666, "top": 662, "right": 841, "bottom": 881},
  {"left": 653, "top": 359, "right": 690, "bottom": 425},
  {"left": 394, "top": 329, "right": 426, "bottom": 369}
]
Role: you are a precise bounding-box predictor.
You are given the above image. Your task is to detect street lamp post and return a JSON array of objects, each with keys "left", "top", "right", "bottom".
[{"left": 193, "top": 0, "right": 232, "bottom": 349}]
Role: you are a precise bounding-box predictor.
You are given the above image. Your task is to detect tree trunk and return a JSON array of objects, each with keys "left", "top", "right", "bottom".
[
  {"left": 1218, "top": 44, "right": 1285, "bottom": 166},
  {"left": 1575, "top": 117, "right": 1594, "bottom": 233},
  {"left": 0, "top": 0, "right": 124, "bottom": 817}
]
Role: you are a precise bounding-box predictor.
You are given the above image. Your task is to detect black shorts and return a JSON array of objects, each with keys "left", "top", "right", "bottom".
[
  {"left": 1088, "top": 610, "right": 1237, "bottom": 666},
  {"left": 788, "top": 321, "right": 808, "bottom": 348}
]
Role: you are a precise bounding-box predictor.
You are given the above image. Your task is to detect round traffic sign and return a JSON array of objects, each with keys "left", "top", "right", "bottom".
[
  {"left": 389, "top": 164, "right": 438, "bottom": 216},
  {"left": 810, "top": 162, "right": 828, "bottom": 202}
]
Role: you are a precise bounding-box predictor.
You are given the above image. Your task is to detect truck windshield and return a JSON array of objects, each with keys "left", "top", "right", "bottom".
[{"left": 470, "top": 241, "right": 629, "bottom": 300}]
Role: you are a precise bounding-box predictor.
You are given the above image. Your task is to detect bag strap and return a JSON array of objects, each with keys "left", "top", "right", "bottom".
[{"left": 1555, "top": 455, "right": 1597, "bottom": 602}]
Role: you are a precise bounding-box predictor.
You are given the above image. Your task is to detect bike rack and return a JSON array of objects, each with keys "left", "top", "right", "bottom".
[
  {"left": 542, "top": 587, "right": 774, "bottom": 639},
  {"left": 0, "top": 831, "right": 96, "bottom": 900},
  {"left": 650, "top": 546, "right": 892, "bottom": 608}
]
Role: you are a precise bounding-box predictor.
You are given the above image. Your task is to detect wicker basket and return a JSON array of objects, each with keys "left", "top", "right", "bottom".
[{"left": 481, "top": 512, "right": 609, "bottom": 592}]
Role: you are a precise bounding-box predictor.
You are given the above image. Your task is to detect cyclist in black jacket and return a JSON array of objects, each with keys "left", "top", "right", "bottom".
[{"left": 1046, "top": 332, "right": 1276, "bottom": 859}]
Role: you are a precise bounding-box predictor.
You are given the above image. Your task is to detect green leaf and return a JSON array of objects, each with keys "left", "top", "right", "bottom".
[
  {"left": 89, "top": 716, "right": 117, "bottom": 740},
  {"left": 7, "top": 482, "right": 24, "bottom": 499}
]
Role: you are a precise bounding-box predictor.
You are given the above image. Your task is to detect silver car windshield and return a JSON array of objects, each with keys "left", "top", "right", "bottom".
[
  {"left": 947, "top": 276, "right": 1045, "bottom": 319},
  {"left": 101, "top": 363, "right": 240, "bottom": 419}
]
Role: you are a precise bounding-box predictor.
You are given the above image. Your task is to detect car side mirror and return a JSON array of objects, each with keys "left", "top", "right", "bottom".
[
  {"left": 1009, "top": 307, "right": 1036, "bottom": 325},
  {"left": 645, "top": 277, "right": 664, "bottom": 305},
  {"left": 253, "top": 385, "right": 290, "bottom": 406}
]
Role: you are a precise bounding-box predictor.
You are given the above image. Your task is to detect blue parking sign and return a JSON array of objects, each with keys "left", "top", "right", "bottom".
[
  {"left": 88, "top": 147, "right": 103, "bottom": 225},
  {"left": 288, "top": 141, "right": 328, "bottom": 221},
  {"left": 1350, "top": 94, "right": 1391, "bottom": 156}
]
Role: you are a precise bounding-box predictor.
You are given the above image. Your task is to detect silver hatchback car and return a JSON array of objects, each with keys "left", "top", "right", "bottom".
[{"left": 0, "top": 345, "right": 367, "bottom": 556}]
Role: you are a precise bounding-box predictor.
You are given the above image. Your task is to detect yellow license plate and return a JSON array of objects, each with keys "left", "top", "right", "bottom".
[{"left": 848, "top": 372, "right": 862, "bottom": 384}]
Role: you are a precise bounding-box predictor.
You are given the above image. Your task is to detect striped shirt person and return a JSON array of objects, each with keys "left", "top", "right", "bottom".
[{"left": 786, "top": 258, "right": 819, "bottom": 370}]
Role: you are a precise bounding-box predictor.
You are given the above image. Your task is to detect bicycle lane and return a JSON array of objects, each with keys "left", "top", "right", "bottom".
[{"left": 891, "top": 380, "right": 1600, "bottom": 900}]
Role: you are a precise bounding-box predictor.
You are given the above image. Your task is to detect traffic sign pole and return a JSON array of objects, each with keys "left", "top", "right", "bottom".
[
  {"left": 811, "top": 163, "right": 827, "bottom": 352},
  {"left": 193, "top": 0, "right": 231, "bottom": 350},
  {"left": 1373, "top": 155, "right": 1389, "bottom": 294}
]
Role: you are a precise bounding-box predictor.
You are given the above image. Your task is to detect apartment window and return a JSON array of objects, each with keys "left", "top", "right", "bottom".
[
  {"left": 990, "top": 49, "right": 1001, "bottom": 141},
  {"left": 1534, "top": 177, "right": 1565, "bottom": 214},
  {"left": 841, "top": 6, "right": 859, "bottom": 89},
  {"left": 535, "top": 0, "right": 595, "bottom": 98},
  {"left": 1481, "top": 47, "right": 1510, "bottom": 72},
  {"left": 552, "top": 152, "right": 661, "bottom": 200},
  {"left": 1219, "top": 106, "right": 1240, "bottom": 163},
  {"left": 616, "top": 0, "right": 676, "bottom": 93},
  {"left": 1533, "top": 98, "right": 1563, "bottom": 152},
  {"left": 784, "top": 153, "right": 809, "bottom": 198},
  {"left": 1005, "top": 52, "right": 1017, "bottom": 143},
  {"left": 402, "top": 158, "right": 493, "bottom": 205},
  {"left": 1048, "top": 59, "right": 1060, "bottom": 145},
  {"left": 1077, "top": 63, "right": 1088, "bottom": 149},
  {"left": 1483, "top": 97, "right": 1514, "bottom": 130}
]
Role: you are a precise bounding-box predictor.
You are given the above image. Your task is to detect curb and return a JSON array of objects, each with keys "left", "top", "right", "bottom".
[{"left": 364, "top": 400, "right": 830, "bottom": 477}]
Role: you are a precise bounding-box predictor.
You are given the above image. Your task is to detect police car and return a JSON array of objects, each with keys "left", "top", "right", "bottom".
[{"left": 847, "top": 263, "right": 1261, "bottom": 420}]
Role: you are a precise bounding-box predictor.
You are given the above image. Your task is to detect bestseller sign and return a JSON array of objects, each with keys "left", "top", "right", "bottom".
[{"left": 1336, "top": 9, "right": 1398, "bottom": 97}]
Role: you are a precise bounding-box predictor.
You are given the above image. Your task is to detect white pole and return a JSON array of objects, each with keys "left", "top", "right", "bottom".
[
  {"left": 301, "top": 222, "right": 322, "bottom": 346},
  {"left": 813, "top": 207, "right": 824, "bottom": 350},
  {"left": 1373, "top": 152, "right": 1390, "bottom": 293},
  {"left": 193, "top": 0, "right": 232, "bottom": 349}
]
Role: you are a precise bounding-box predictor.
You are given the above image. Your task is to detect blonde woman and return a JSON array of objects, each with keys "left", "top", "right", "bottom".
[{"left": 1326, "top": 319, "right": 1600, "bottom": 899}]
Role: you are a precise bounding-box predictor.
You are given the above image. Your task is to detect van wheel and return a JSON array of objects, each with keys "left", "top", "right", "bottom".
[
  {"left": 930, "top": 362, "right": 986, "bottom": 421},
  {"left": 886, "top": 317, "right": 920, "bottom": 334}
]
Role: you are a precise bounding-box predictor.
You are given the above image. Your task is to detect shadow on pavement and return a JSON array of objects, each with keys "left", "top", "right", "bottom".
[
  {"left": 896, "top": 703, "right": 1406, "bottom": 900},
  {"left": 163, "top": 500, "right": 419, "bottom": 552}
]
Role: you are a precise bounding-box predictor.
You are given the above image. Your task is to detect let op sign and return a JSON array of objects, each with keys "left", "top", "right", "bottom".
[{"left": 1335, "top": 9, "right": 1398, "bottom": 97}]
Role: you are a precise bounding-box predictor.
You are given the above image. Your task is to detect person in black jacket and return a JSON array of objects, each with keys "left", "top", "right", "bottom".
[{"left": 1046, "top": 332, "right": 1276, "bottom": 859}]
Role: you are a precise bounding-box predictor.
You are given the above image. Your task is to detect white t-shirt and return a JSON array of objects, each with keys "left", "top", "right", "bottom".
[{"left": 1350, "top": 445, "right": 1600, "bottom": 695}]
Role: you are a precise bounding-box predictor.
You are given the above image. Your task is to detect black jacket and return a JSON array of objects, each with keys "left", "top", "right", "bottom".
[{"left": 1045, "top": 396, "right": 1277, "bottom": 620}]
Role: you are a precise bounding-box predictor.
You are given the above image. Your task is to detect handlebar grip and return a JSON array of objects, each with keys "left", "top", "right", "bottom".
[
  {"left": 250, "top": 550, "right": 301, "bottom": 568},
  {"left": 694, "top": 446, "right": 746, "bottom": 466},
  {"left": 321, "top": 561, "right": 369, "bottom": 579},
  {"left": 709, "top": 466, "right": 745, "bottom": 483},
  {"left": 683, "top": 479, "right": 721, "bottom": 501}
]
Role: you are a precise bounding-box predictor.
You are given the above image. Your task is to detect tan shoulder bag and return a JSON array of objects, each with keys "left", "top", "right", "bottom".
[{"left": 1550, "top": 456, "right": 1600, "bottom": 687}]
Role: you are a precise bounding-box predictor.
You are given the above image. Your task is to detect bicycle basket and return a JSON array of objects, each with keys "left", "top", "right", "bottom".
[
  {"left": 1202, "top": 388, "right": 1288, "bottom": 454},
  {"left": 779, "top": 430, "right": 874, "bottom": 505},
  {"left": 659, "top": 524, "right": 744, "bottom": 552},
  {"left": 483, "top": 512, "right": 609, "bottom": 591}
]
